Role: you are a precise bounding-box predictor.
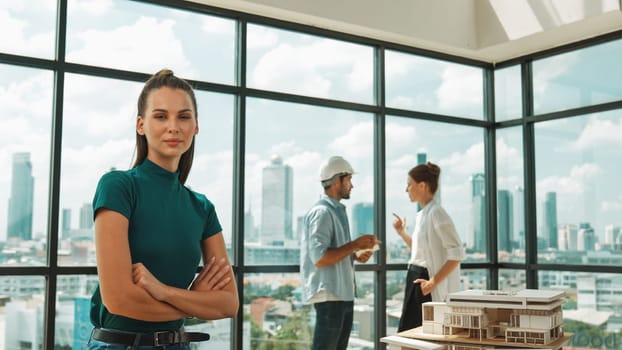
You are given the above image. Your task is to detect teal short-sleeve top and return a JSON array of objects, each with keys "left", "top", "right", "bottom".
[{"left": 90, "top": 158, "right": 222, "bottom": 333}]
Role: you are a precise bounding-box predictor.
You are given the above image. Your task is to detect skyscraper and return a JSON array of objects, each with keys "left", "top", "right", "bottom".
[
  {"left": 604, "top": 225, "right": 620, "bottom": 244},
  {"left": 513, "top": 186, "right": 525, "bottom": 250},
  {"left": 352, "top": 202, "right": 373, "bottom": 239},
  {"left": 469, "top": 173, "right": 486, "bottom": 253},
  {"left": 416, "top": 152, "right": 427, "bottom": 210},
  {"left": 543, "top": 192, "right": 558, "bottom": 249},
  {"left": 497, "top": 190, "right": 513, "bottom": 253},
  {"left": 79, "top": 203, "right": 94, "bottom": 230},
  {"left": 62, "top": 208, "right": 72, "bottom": 240},
  {"left": 557, "top": 224, "right": 577, "bottom": 251},
  {"left": 260, "top": 155, "right": 293, "bottom": 245},
  {"left": 577, "top": 222, "right": 596, "bottom": 251},
  {"left": 7, "top": 152, "right": 34, "bottom": 241}
]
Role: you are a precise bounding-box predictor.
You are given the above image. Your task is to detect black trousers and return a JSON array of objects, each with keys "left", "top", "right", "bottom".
[{"left": 398, "top": 265, "right": 432, "bottom": 332}]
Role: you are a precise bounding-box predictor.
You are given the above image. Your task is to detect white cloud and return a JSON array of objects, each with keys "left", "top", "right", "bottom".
[
  {"left": 385, "top": 122, "right": 417, "bottom": 147},
  {"left": 60, "top": 139, "right": 134, "bottom": 202},
  {"left": 0, "top": 75, "right": 53, "bottom": 144},
  {"left": 251, "top": 39, "right": 371, "bottom": 97},
  {"left": 0, "top": 8, "right": 54, "bottom": 57},
  {"left": 62, "top": 74, "right": 138, "bottom": 140},
  {"left": 532, "top": 53, "right": 578, "bottom": 97},
  {"left": 68, "top": 17, "right": 193, "bottom": 74},
  {"left": 572, "top": 117, "right": 622, "bottom": 149},
  {"left": 247, "top": 25, "right": 280, "bottom": 49},
  {"left": 440, "top": 142, "right": 484, "bottom": 176},
  {"left": 328, "top": 121, "right": 373, "bottom": 158},
  {"left": 69, "top": 0, "right": 114, "bottom": 15},
  {"left": 437, "top": 65, "right": 483, "bottom": 112},
  {"left": 252, "top": 43, "right": 331, "bottom": 96},
  {"left": 601, "top": 198, "right": 622, "bottom": 212},
  {"left": 496, "top": 136, "right": 520, "bottom": 164},
  {"left": 496, "top": 136, "right": 522, "bottom": 188},
  {"left": 537, "top": 163, "right": 601, "bottom": 194},
  {"left": 270, "top": 141, "right": 302, "bottom": 159},
  {"left": 201, "top": 16, "right": 233, "bottom": 34}
]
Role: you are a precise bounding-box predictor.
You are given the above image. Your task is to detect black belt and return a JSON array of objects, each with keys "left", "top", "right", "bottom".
[
  {"left": 92, "top": 328, "right": 210, "bottom": 346},
  {"left": 407, "top": 264, "right": 427, "bottom": 272}
]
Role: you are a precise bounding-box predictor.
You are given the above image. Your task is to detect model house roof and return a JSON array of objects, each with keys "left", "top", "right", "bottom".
[{"left": 446, "top": 289, "right": 566, "bottom": 310}]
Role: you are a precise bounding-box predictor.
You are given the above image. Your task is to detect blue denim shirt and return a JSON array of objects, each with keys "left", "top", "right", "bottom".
[{"left": 301, "top": 195, "right": 355, "bottom": 303}]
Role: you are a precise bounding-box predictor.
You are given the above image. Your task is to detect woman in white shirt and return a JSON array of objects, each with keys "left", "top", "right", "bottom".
[{"left": 392, "top": 162, "right": 465, "bottom": 331}]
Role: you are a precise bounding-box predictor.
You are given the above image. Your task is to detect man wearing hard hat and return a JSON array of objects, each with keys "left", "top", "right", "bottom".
[{"left": 300, "top": 156, "right": 380, "bottom": 350}]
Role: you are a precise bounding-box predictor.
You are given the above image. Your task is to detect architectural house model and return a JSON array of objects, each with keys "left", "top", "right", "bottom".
[{"left": 419, "top": 289, "right": 566, "bottom": 348}]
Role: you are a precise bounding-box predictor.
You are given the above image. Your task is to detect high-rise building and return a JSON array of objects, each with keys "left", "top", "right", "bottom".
[
  {"left": 513, "top": 186, "right": 525, "bottom": 249},
  {"left": 577, "top": 222, "right": 596, "bottom": 251},
  {"left": 61, "top": 208, "right": 72, "bottom": 240},
  {"left": 604, "top": 225, "right": 620, "bottom": 244},
  {"left": 79, "top": 203, "right": 93, "bottom": 230},
  {"left": 469, "top": 173, "right": 486, "bottom": 253},
  {"left": 416, "top": 153, "right": 427, "bottom": 211},
  {"left": 260, "top": 155, "right": 293, "bottom": 245},
  {"left": 543, "top": 192, "right": 558, "bottom": 249},
  {"left": 352, "top": 202, "right": 373, "bottom": 239},
  {"left": 245, "top": 208, "right": 258, "bottom": 242},
  {"left": 558, "top": 224, "right": 578, "bottom": 251},
  {"left": 7, "top": 152, "right": 34, "bottom": 241},
  {"left": 497, "top": 189, "right": 513, "bottom": 253}
]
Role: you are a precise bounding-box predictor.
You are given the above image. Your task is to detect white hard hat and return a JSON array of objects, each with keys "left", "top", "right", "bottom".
[{"left": 320, "top": 156, "right": 354, "bottom": 181}]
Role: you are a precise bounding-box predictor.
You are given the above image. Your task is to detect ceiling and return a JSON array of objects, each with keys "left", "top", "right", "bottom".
[{"left": 190, "top": 0, "right": 622, "bottom": 63}]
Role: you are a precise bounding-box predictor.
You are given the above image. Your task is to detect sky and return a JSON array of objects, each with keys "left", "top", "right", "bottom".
[{"left": 1, "top": 0, "right": 621, "bottom": 253}]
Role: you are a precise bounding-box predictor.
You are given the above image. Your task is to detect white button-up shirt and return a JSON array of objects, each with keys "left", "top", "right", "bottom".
[{"left": 409, "top": 198, "right": 465, "bottom": 302}]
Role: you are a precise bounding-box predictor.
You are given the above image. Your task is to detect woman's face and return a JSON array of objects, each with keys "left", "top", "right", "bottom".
[
  {"left": 136, "top": 87, "right": 198, "bottom": 170},
  {"left": 406, "top": 175, "right": 426, "bottom": 204}
]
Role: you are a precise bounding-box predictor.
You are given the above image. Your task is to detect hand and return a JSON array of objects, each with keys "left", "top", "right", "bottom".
[
  {"left": 132, "top": 262, "right": 169, "bottom": 301},
  {"left": 354, "top": 234, "right": 378, "bottom": 250},
  {"left": 414, "top": 278, "right": 435, "bottom": 296},
  {"left": 354, "top": 250, "right": 373, "bottom": 263},
  {"left": 392, "top": 213, "right": 406, "bottom": 233},
  {"left": 190, "top": 256, "right": 232, "bottom": 292}
]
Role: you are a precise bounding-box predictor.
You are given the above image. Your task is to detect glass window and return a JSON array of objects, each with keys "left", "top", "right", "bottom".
[
  {"left": 0, "top": 64, "right": 53, "bottom": 266},
  {"left": 353, "top": 271, "right": 376, "bottom": 348},
  {"left": 540, "top": 271, "right": 622, "bottom": 350},
  {"left": 460, "top": 269, "right": 489, "bottom": 290},
  {"left": 535, "top": 111, "right": 622, "bottom": 265},
  {"left": 385, "top": 116, "right": 486, "bottom": 263},
  {"left": 247, "top": 24, "right": 374, "bottom": 104},
  {"left": 244, "top": 272, "right": 311, "bottom": 349},
  {"left": 186, "top": 91, "right": 234, "bottom": 253},
  {"left": 386, "top": 270, "right": 405, "bottom": 335},
  {"left": 494, "top": 66, "right": 522, "bottom": 122},
  {"left": 66, "top": 0, "right": 236, "bottom": 84},
  {"left": 533, "top": 38, "right": 622, "bottom": 114},
  {"left": 496, "top": 126, "right": 525, "bottom": 263},
  {"left": 244, "top": 98, "right": 374, "bottom": 265},
  {"left": 59, "top": 74, "right": 140, "bottom": 265},
  {"left": 0, "top": 1, "right": 56, "bottom": 59},
  {"left": 499, "top": 269, "right": 526, "bottom": 291},
  {"left": 0, "top": 276, "right": 46, "bottom": 348},
  {"left": 385, "top": 50, "right": 484, "bottom": 119},
  {"left": 55, "top": 274, "right": 99, "bottom": 349}
]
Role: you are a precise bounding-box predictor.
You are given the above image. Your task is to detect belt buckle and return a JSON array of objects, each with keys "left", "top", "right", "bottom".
[{"left": 153, "top": 331, "right": 174, "bottom": 346}]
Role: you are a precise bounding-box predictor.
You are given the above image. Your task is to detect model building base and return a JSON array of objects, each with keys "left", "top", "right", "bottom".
[{"left": 397, "top": 326, "right": 572, "bottom": 350}]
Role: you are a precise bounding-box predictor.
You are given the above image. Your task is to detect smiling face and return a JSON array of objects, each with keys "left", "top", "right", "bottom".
[{"left": 136, "top": 87, "right": 198, "bottom": 172}]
